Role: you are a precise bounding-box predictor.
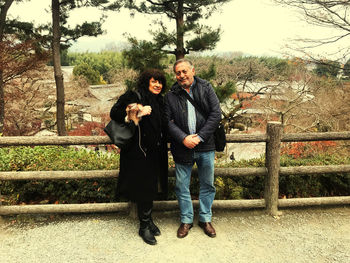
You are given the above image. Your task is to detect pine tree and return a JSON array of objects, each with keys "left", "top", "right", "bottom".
[
  {"left": 48, "top": 0, "right": 121, "bottom": 135},
  {"left": 126, "top": 0, "right": 232, "bottom": 60}
]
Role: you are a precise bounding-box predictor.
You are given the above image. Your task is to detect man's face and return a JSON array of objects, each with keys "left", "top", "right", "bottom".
[{"left": 174, "top": 62, "right": 195, "bottom": 89}]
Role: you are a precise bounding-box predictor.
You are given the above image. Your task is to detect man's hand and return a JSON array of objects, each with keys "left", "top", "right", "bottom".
[{"left": 183, "top": 134, "right": 201, "bottom": 149}]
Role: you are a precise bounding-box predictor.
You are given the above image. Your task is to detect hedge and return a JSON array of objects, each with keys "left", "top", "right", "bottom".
[{"left": 0, "top": 146, "right": 349, "bottom": 205}]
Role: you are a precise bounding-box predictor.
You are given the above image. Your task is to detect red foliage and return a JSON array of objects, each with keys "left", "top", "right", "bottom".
[
  {"left": 68, "top": 121, "right": 107, "bottom": 136},
  {"left": 0, "top": 36, "right": 49, "bottom": 84},
  {"left": 68, "top": 121, "right": 119, "bottom": 152},
  {"left": 4, "top": 72, "right": 52, "bottom": 136},
  {"left": 232, "top": 92, "right": 260, "bottom": 110},
  {"left": 4, "top": 118, "right": 42, "bottom": 136},
  {"left": 281, "top": 141, "right": 337, "bottom": 158}
]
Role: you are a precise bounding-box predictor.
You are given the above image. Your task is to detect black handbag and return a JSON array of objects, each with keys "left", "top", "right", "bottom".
[
  {"left": 104, "top": 91, "right": 141, "bottom": 149},
  {"left": 180, "top": 90, "right": 226, "bottom": 152},
  {"left": 213, "top": 122, "right": 226, "bottom": 152},
  {"left": 104, "top": 120, "right": 135, "bottom": 149}
]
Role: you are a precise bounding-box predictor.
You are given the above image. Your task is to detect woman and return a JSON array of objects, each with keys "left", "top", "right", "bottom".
[{"left": 110, "top": 69, "right": 168, "bottom": 245}]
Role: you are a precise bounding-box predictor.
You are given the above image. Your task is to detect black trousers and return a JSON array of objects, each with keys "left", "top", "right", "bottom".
[{"left": 137, "top": 200, "right": 153, "bottom": 227}]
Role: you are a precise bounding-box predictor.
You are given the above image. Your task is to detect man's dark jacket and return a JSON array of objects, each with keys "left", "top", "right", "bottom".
[{"left": 164, "top": 76, "right": 221, "bottom": 164}]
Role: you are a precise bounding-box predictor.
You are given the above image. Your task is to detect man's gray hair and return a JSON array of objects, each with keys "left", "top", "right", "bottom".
[{"left": 173, "top": 58, "right": 194, "bottom": 72}]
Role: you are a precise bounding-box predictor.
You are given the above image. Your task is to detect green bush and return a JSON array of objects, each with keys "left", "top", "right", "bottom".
[
  {"left": 0, "top": 146, "right": 119, "bottom": 204},
  {"left": 73, "top": 62, "right": 101, "bottom": 85},
  {"left": 279, "top": 154, "right": 350, "bottom": 197},
  {"left": 68, "top": 51, "right": 124, "bottom": 82},
  {"left": 1, "top": 147, "right": 349, "bottom": 204},
  {"left": 213, "top": 154, "right": 350, "bottom": 200}
]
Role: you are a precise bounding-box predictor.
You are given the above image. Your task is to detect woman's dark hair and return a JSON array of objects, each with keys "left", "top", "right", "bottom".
[{"left": 137, "top": 68, "right": 167, "bottom": 95}]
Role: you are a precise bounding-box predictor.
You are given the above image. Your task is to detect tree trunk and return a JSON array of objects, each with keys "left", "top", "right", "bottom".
[
  {"left": 51, "top": 0, "right": 67, "bottom": 136},
  {"left": 175, "top": 0, "right": 185, "bottom": 60},
  {"left": 0, "top": 0, "right": 15, "bottom": 135},
  {"left": 0, "top": 72, "right": 4, "bottom": 135}
]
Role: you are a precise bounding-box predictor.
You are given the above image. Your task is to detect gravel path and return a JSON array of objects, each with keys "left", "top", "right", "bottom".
[{"left": 0, "top": 207, "right": 349, "bottom": 263}]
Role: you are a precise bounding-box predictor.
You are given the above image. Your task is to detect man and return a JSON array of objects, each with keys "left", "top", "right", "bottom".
[{"left": 164, "top": 59, "right": 221, "bottom": 238}]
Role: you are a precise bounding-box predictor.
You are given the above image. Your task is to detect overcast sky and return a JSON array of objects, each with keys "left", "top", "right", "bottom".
[{"left": 8, "top": 0, "right": 344, "bottom": 59}]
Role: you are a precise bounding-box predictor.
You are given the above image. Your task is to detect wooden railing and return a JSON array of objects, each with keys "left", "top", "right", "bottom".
[{"left": 1, "top": 122, "right": 350, "bottom": 217}]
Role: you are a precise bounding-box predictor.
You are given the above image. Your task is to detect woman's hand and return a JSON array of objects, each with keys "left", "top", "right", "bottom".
[
  {"left": 126, "top": 103, "right": 140, "bottom": 125},
  {"left": 125, "top": 104, "right": 152, "bottom": 125},
  {"left": 137, "top": 105, "right": 152, "bottom": 117}
]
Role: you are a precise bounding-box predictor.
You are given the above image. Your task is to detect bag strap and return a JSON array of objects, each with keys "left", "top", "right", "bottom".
[
  {"left": 132, "top": 90, "right": 146, "bottom": 157},
  {"left": 180, "top": 89, "right": 223, "bottom": 127},
  {"left": 134, "top": 90, "right": 141, "bottom": 101},
  {"left": 180, "top": 90, "right": 208, "bottom": 119}
]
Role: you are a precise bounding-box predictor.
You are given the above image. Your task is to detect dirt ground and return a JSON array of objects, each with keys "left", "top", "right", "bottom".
[{"left": 0, "top": 206, "right": 349, "bottom": 263}]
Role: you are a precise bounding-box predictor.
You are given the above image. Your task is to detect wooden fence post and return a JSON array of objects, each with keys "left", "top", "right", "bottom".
[
  {"left": 0, "top": 189, "right": 3, "bottom": 224},
  {"left": 265, "top": 122, "right": 283, "bottom": 216},
  {"left": 129, "top": 202, "right": 138, "bottom": 219}
]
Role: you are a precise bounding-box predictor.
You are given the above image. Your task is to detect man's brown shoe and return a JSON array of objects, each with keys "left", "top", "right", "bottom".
[
  {"left": 177, "top": 223, "right": 193, "bottom": 238},
  {"left": 198, "top": 222, "right": 216, "bottom": 238}
]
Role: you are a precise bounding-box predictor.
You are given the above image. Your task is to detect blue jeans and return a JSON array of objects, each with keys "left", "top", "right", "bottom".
[{"left": 175, "top": 151, "right": 216, "bottom": 223}]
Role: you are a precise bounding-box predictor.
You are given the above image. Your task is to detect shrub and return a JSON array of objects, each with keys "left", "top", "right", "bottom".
[
  {"left": 213, "top": 153, "right": 350, "bottom": 200},
  {"left": 279, "top": 154, "right": 350, "bottom": 198},
  {"left": 1, "top": 147, "right": 349, "bottom": 204},
  {"left": 68, "top": 122, "right": 106, "bottom": 136},
  {"left": 0, "top": 146, "right": 119, "bottom": 204},
  {"left": 73, "top": 62, "right": 101, "bottom": 85},
  {"left": 281, "top": 141, "right": 337, "bottom": 159}
]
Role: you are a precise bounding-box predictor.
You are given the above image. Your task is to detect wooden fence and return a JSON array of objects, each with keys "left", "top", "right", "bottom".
[{"left": 0, "top": 122, "right": 350, "bottom": 217}]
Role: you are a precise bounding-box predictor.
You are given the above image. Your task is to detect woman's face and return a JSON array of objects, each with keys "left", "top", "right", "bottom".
[{"left": 148, "top": 77, "right": 163, "bottom": 95}]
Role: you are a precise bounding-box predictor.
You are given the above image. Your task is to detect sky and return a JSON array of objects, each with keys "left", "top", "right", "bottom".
[{"left": 7, "top": 0, "right": 345, "bottom": 59}]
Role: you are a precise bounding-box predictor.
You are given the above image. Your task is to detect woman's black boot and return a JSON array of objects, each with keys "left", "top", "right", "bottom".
[
  {"left": 139, "top": 222, "right": 156, "bottom": 245},
  {"left": 149, "top": 218, "right": 161, "bottom": 236},
  {"left": 137, "top": 202, "right": 157, "bottom": 245}
]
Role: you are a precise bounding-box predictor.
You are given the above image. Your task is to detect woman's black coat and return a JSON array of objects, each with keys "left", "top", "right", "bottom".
[{"left": 110, "top": 90, "right": 168, "bottom": 202}]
